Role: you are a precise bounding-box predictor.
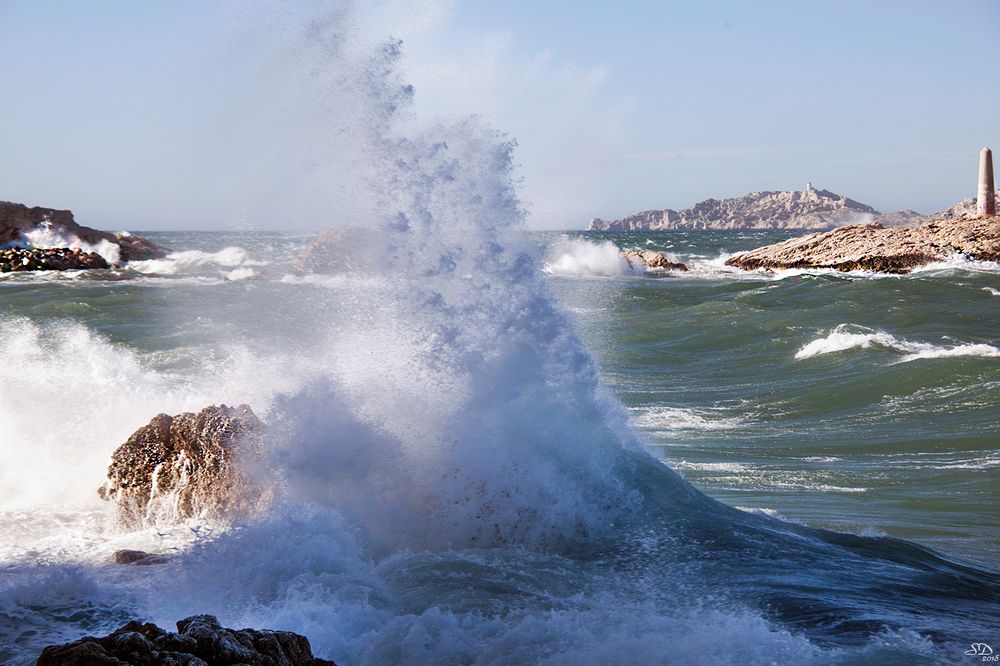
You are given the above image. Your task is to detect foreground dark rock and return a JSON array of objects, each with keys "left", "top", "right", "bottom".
[
  {"left": 37, "top": 614, "right": 336, "bottom": 665},
  {"left": 620, "top": 250, "right": 688, "bottom": 274},
  {"left": 98, "top": 405, "right": 267, "bottom": 528},
  {"left": 725, "top": 216, "right": 1000, "bottom": 274},
  {"left": 0, "top": 200, "right": 167, "bottom": 263},
  {"left": 0, "top": 247, "right": 108, "bottom": 272}
]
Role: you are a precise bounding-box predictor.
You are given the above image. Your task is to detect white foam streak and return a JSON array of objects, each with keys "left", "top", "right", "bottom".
[
  {"left": 630, "top": 406, "right": 744, "bottom": 432},
  {"left": 795, "top": 324, "right": 1000, "bottom": 362},
  {"left": 130, "top": 247, "right": 265, "bottom": 275}
]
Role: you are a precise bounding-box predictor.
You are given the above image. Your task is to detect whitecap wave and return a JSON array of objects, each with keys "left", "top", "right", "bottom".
[
  {"left": 11, "top": 220, "right": 122, "bottom": 264},
  {"left": 911, "top": 254, "right": 1000, "bottom": 275},
  {"left": 541, "top": 237, "right": 635, "bottom": 277},
  {"left": 795, "top": 324, "right": 1000, "bottom": 362},
  {"left": 129, "top": 247, "right": 266, "bottom": 276}
]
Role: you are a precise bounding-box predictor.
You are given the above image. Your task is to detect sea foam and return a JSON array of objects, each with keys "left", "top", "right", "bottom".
[{"left": 795, "top": 323, "right": 1000, "bottom": 362}]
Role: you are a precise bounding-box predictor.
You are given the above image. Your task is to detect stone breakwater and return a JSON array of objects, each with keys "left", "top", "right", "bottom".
[
  {"left": 0, "top": 199, "right": 167, "bottom": 266},
  {"left": 725, "top": 216, "right": 1000, "bottom": 273},
  {"left": 0, "top": 247, "right": 108, "bottom": 272},
  {"left": 38, "top": 614, "right": 336, "bottom": 665}
]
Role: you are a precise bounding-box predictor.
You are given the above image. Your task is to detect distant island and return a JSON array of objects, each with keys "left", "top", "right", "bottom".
[{"left": 587, "top": 183, "right": 929, "bottom": 231}]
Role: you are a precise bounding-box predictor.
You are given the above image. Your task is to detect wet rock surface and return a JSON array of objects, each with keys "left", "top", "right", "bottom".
[
  {"left": 620, "top": 250, "right": 688, "bottom": 274},
  {"left": 111, "top": 549, "right": 170, "bottom": 565},
  {"left": 0, "top": 247, "right": 108, "bottom": 272},
  {"left": 98, "top": 405, "right": 268, "bottom": 528},
  {"left": 725, "top": 216, "right": 1000, "bottom": 273},
  {"left": 0, "top": 200, "right": 167, "bottom": 263},
  {"left": 37, "top": 614, "right": 336, "bottom": 665}
]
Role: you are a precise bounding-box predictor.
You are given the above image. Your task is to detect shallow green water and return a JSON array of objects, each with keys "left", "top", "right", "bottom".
[{"left": 547, "top": 230, "right": 1000, "bottom": 565}]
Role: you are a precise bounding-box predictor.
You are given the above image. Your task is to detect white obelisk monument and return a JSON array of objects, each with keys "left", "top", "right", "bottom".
[{"left": 977, "top": 147, "right": 995, "bottom": 216}]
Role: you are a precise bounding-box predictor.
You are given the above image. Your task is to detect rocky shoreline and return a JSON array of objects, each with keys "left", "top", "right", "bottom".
[
  {"left": 725, "top": 215, "right": 1000, "bottom": 273},
  {"left": 0, "top": 200, "right": 166, "bottom": 271}
]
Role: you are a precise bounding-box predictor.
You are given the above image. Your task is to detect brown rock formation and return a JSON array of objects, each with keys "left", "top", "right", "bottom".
[
  {"left": 98, "top": 405, "right": 267, "bottom": 528},
  {"left": 620, "top": 250, "right": 688, "bottom": 274},
  {"left": 37, "top": 614, "right": 336, "bottom": 665},
  {"left": 0, "top": 200, "right": 167, "bottom": 262},
  {"left": 725, "top": 216, "right": 1000, "bottom": 274},
  {"left": 0, "top": 247, "right": 108, "bottom": 272}
]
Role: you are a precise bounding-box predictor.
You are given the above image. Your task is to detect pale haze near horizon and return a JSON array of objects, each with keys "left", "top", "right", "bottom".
[{"left": 1, "top": 0, "right": 998, "bottom": 231}]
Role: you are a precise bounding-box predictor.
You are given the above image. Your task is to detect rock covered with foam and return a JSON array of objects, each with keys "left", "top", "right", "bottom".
[
  {"left": 0, "top": 199, "right": 167, "bottom": 264},
  {"left": 98, "top": 404, "right": 267, "bottom": 528},
  {"left": 726, "top": 215, "right": 1000, "bottom": 273},
  {"left": 37, "top": 614, "right": 335, "bottom": 665},
  {"left": 620, "top": 250, "right": 688, "bottom": 274}
]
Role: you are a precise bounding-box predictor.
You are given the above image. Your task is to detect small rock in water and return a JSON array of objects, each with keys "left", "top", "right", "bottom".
[
  {"left": 111, "top": 549, "right": 169, "bottom": 565},
  {"left": 37, "top": 614, "right": 336, "bottom": 665},
  {"left": 620, "top": 250, "right": 688, "bottom": 275}
]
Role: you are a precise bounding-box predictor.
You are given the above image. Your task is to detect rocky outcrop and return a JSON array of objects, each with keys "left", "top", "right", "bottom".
[
  {"left": 588, "top": 185, "right": 885, "bottom": 231},
  {"left": 98, "top": 405, "right": 267, "bottom": 528},
  {"left": 0, "top": 200, "right": 167, "bottom": 263},
  {"left": 37, "top": 614, "right": 335, "bottom": 665},
  {"left": 725, "top": 216, "right": 1000, "bottom": 273},
  {"left": 294, "top": 226, "right": 381, "bottom": 274},
  {"left": 620, "top": 250, "right": 687, "bottom": 274},
  {"left": 933, "top": 193, "right": 1000, "bottom": 221},
  {"left": 0, "top": 247, "right": 108, "bottom": 272}
]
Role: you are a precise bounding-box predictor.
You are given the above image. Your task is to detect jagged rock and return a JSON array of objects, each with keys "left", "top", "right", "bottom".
[
  {"left": 98, "top": 405, "right": 267, "bottom": 529},
  {"left": 0, "top": 200, "right": 167, "bottom": 263},
  {"left": 725, "top": 216, "right": 1000, "bottom": 273},
  {"left": 37, "top": 614, "right": 336, "bottom": 665},
  {"left": 620, "top": 250, "right": 688, "bottom": 274},
  {"left": 0, "top": 247, "right": 108, "bottom": 272},
  {"left": 588, "top": 185, "right": 881, "bottom": 231},
  {"left": 112, "top": 549, "right": 169, "bottom": 565}
]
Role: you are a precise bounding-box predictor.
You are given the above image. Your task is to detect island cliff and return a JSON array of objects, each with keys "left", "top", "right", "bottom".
[{"left": 587, "top": 184, "right": 926, "bottom": 232}]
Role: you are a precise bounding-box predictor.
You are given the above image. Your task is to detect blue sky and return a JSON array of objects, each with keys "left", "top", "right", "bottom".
[{"left": 1, "top": 1, "right": 998, "bottom": 230}]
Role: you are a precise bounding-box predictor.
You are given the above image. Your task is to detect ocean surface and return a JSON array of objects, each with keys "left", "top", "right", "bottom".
[{"left": 1, "top": 228, "right": 997, "bottom": 665}]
